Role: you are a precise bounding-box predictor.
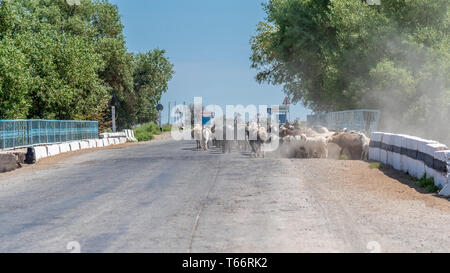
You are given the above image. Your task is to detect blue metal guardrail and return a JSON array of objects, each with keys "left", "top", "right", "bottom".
[
  {"left": 0, "top": 119, "right": 98, "bottom": 150},
  {"left": 307, "top": 109, "right": 380, "bottom": 133}
]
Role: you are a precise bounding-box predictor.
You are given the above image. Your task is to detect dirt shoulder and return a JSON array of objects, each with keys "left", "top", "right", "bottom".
[
  {"left": 308, "top": 159, "right": 450, "bottom": 211},
  {"left": 289, "top": 158, "right": 449, "bottom": 252},
  {"left": 150, "top": 131, "right": 173, "bottom": 142}
]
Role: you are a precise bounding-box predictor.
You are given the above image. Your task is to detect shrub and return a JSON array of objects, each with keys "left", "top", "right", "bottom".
[
  {"left": 369, "top": 162, "right": 382, "bottom": 169},
  {"left": 162, "top": 124, "right": 172, "bottom": 132},
  {"left": 415, "top": 175, "right": 439, "bottom": 193},
  {"left": 133, "top": 122, "right": 171, "bottom": 142},
  {"left": 134, "top": 122, "right": 159, "bottom": 142}
]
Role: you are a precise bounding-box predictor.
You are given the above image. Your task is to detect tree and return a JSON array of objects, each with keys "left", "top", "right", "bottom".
[
  {"left": 0, "top": 0, "right": 109, "bottom": 120},
  {"left": 0, "top": 37, "right": 33, "bottom": 119},
  {"left": 0, "top": 0, "right": 175, "bottom": 132},
  {"left": 251, "top": 0, "right": 449, "bottom": 143},
  {"left": 133, "top": 49, "right": 174, "bottom": 125}
]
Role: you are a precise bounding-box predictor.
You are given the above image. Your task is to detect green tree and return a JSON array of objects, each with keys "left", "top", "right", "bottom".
[
  {"left": 0, "top": 37, "right": 33, "bottom": 119},
  {"left": 0, "top": 0, "right": 109, "bottom": 120},
  {"left": 133, "top": 49, "right": 174, "bottom": 125},
  {"left": 251, "top": 0, "right": 449, "bottom": 142},
  {"left": 0, "top": 0, "right": 175, "bottom": 132}
]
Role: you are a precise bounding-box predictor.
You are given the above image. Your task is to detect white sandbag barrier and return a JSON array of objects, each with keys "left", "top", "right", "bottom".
[
  {"left": 108, "top": 138, "right": 115, "bottom": 145},
  {"left": 400, "top": 136, "right": 409, "bottom": 173},
  {"left": 99, "top": 132, "right": 127, "bottom": 139},
  {"left": 96, "top": 139, "right": 104, "bottom": 147},
  {"left": 416, "top": 139, "right": 438, "bottom": 180},
  {"left": 102, "top": 138, "right": 110, "bottom": 147},
  {"left": 47, "top": 144, "right": 61, "bottom": 157},
  {"left": 25, "top": 137, "right": 129, "bottom": 163},
  {"left": 423, "top": 144, "right": 445, "bottom": 185},
  {"left": 60, "top": 143, "right": 71, "bottom": 153},
  {"left": 20, "top": 129, "right": 135, "bottom": 165},
  {"left": 392, "top": 134, "right": 403, "bottom": 171},
  {"left": 33, "top": 146, "right": 49, "bottom": 161},
  {"left": 368, "top": 132, "right": 383, "bottom": 162},
  {"left": 79, "top": 141, "right": 90, "bottom": 150},
  {"left": 87, "top": 139, "right": 97, "bottom": 149},
  {"left": 441, "top": 182, "right": 450, "bottom": 196},
  {"left": 406, "top": 137, "right": 420, "bottom": 178},
  {"left": 70, "top": 142, "right": 80, "bottom": 151},
  {"left": 434, "top": 150, "right": 450, "bottom": 190},
  {"left": 385, "top": 133, "right": 395, "bottom": 166},
  {"left": 369, "top": 132, "right": 449, "bottom": 196},
  {"left": 101, "top": 130, "right": 136, "bottom": 142},
  {"left": 124, "top": 129, "right": 138, "bottom": 142}
]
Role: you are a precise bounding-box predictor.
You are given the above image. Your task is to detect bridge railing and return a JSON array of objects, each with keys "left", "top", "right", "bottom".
[
  {"left": 307, "top": 109, "right": 380, "bottom": 133},
  {"left": 0, "top": 119, "right": 98, "bottom": 150}
]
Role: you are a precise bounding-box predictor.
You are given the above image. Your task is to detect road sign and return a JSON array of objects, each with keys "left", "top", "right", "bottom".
[
  {"left": 278, "top": 113, "right": 287, "bottom": 123},
  {"left": 202, "top": 111, "right": 214, "bottom": 125},
  {"left": 282, "top": 97, "right": 291, "bottom": 105},
  {"left": 279, "top": 105, "right": 289, "bottom": 112},
  {"left": 108, "top": 94, "right": 120, "bottom": 107},
  {"left": 156, "top": 104, "right": 164, "bottom": 111}
]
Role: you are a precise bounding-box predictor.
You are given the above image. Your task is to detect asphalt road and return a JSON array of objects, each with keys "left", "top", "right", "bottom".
[{"left": 0, "top": 137, "right": 449, "bottom": 253}]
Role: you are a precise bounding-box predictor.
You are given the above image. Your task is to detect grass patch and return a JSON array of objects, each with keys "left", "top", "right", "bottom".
[
  {"left": 339, "top": 154, "right": 349, "bottom": 160},
  {"left": 415, "top": 175, "right": 439, "bottom": 193},
  {"left": 162, "top": 124, "right": 172, "bottom": 132},
  {"left": 134, "top": 122, "right": 171, "bottom": 142},
  {"left": 369, "top": 162, "right": 382, "bottom": 169}
]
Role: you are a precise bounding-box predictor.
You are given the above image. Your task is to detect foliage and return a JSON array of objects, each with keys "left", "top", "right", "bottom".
[
  {"left": 415, "top": 175, "right": 439, "bottom": 193},
  {"left": 251, "top": 0, "right": 449, "bottom": 142},
  {"left": 0, "top": 0, "right": 174, "bottom": 131},
  {"left": 0, "top": 37, "right": 33, "bottom": 119},
  {"left": 133, "top": 122, "right": 171, "bottom": 142},
  {"left": 368, "top": 162, "right": 382, "bottom": 169},
  {"left": 162, "top": 124, "right": 172, "bottom": 132},
  {"left": 134, "top": 50, "right": 175, "bottom": 125}
]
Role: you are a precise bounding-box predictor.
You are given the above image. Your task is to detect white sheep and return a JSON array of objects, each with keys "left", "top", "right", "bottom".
[
  {"left": 193, "top": 124, "right": 203, "bottom": 149},
  {"left": 202, "top": 127, "right": 212, "bottom": 150},
  {"left": 300, "top": 134, "right": 328, "bottom": 158},
  {"left": 257, "top": 127, "right": 269, "bottom": 157},
  {"left": 357, "top": 132, "right": 370, "bottom": 160},
  {"left": 248, "top": 126, "right": 267, "bottom": 158}
]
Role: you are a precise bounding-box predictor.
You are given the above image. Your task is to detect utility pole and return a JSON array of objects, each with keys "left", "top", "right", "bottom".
[
  {"left": 109, "top": 94, "right": 119, "bottom": 133},
  {"left": 174, "top": 101, "right": 177, "bottom": 123},
  {"left": 158, "top": 110, "right": 162, "bottom": 131},
  {"left": 156, "top": 104, "right": 164, "bottom": 132},
  {"left": 168, "top": 101, "right": 171, "bottom": 125},
  {"left": 111, "top": 106, "right": 116, "bottom": 133}
]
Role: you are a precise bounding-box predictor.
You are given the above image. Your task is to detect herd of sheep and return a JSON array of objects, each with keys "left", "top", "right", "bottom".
[{"left": 190, "top": 121, "right": 371, "bottom": 161}]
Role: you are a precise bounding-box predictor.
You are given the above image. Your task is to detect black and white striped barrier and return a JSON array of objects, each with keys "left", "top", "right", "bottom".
[{"left": 369, "top": 132, "right": 449, "bottom": 196}]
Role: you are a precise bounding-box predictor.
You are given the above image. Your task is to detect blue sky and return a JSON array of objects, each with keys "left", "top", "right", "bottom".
[{"left": 109, "top": 0, "right": 311, "bottom": 122}]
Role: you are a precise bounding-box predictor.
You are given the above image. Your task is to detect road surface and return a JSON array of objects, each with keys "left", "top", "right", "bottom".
[{"left": 0, "top": 137, "right": 449, "bottom": 253}]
